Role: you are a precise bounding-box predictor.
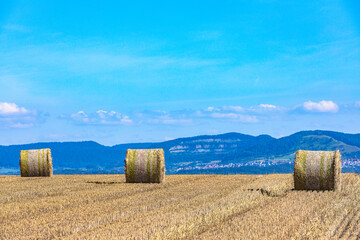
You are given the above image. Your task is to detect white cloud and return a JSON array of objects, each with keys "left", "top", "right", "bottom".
[
  {"left": 96, "top": 110, "right": 108, "bottom": 119},
  {"left": 70, "top": 110, "right": 132, "bottom": 125},
  {"left": 259, "top": 104, "right": 277, "bottom": 109},
  {"left": 71, "top": 111, "right": 89, "bottom": 123},
  {"left": 204, "top": 106, "right": 244, "bottom": 113},
  {"left": 0, "top": 102, "right": 43, "bottom": 128},
  {"left": 249, "top": 104, "right": 280, "bottom": 113},
  {"left": 355, "top": 101, "right": 360, "bottom": 108},
  {"left": 303, "top": 100, "right": 339, "bottom": 113},
  {"left": 204, "top": 106, "right": 220, "bottom": 112},
  {"left": 108, "top": 110, "right": 117, "bottom": 116},
  {"left": 120, "top": 116, "right": 133, "bottom": 124},
  {"left": 65, "top": 102, "right": 315, "bottom": 128},
  {"left": 0, "top": 102, "right": 28, "bottom": 115}
]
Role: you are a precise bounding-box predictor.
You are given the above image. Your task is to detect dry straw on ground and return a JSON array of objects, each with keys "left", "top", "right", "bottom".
[
  {"left": 294, "top": 150, "right": 341, "bottom": 190},
  {"left": 19, "top": 149, "right": 53, "bottom": 177},
  {"left": 125, "top": 149, "right": 165, "bottom": 183},
  {"left": 1, "top": 174, "right": 360, "bottom": 239}
]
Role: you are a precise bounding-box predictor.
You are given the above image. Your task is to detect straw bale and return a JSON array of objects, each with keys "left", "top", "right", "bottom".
[
  {"left": 19, "top": 149, "right": 53, "bottom": 177},
  {"left": 294, "top": 150, "right": 341, "bottom": 190},
  {"left": 125, "top": 149, "right": 165, "bottom": 183}
]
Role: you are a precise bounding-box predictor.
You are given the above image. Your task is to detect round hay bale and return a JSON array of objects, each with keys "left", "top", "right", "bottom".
[
  {"left": 19, "top": 149, "right": 53, "bottom": 177},
  {"left": 125, "top": 149, "right": 165, "bottom": 183},
  {"left": 294, "top": 150, "right": 341, "bottom": 191}
]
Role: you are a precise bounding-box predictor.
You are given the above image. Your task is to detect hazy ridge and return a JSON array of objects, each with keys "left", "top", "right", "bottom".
[{"left": 1, "top": 130, "right": 360, "bottom": 174}]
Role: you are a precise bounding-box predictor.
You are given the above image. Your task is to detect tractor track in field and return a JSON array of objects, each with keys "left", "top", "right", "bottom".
[
  {"left": 332, "top": 205, "right": 360, "bottom": 239},
  {"left": 331, "top": 207, "right": 359, "bottom": 238}
]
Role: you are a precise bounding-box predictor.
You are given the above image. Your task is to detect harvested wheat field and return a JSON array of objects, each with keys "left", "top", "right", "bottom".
[{"left": 1, "top": 173, "right": 360, "bottom": 239}]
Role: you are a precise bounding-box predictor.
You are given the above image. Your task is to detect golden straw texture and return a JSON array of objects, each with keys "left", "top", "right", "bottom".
[
  {"left": 294, "top": 150, "right": 341, "bottom": 190},
  {"left": 125, "top": 149, "right": 165, "bottom": 183},
  {"left": 19, "top": 149, "right": 53, "bottom": 177}
]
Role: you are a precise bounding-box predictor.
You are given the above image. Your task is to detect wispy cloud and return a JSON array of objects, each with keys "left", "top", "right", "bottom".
[
  {"left": 60, "top": 100, "right": 348, "bottom": 128},
  {"left": 2, "top": 24, "right": 30, "bottom": 33},
  {"left": 142, "top": 104, "right": 283, "bottom": 125},
  {"left": 195, "top": 106, "right": 259, "bottom": 123},
  {"left": 138, "top": 110, "right": 193, "bottom": 126},
  {"left": 193, "top": 30, "right": 222, "bottom": 41},
  {"left": 209, "top": 112, "right": 259, "bottom": 123},
  {"left": 259, "top": 104, "right": 277, "bottom": 109},
  {"left": 66, "top": 110, "right": 132, "bottom": 125},
  {"left": 0, "top": 44, "right": 228, "bottom": 79},
  {"left": 147, "top": 116, "right": 193, "bottom": 125},
  {"left": 219, "top": 38, "right": 360, "bottom": 95},
  {"left": 66, "top": 53, "right": 226, "bottom": 72},
  {"left": 247, "top": 104, "right": 283, "bottom": 114},
  {"left": 221, "top": 106, "right": 244, "bottom": 112},
  {"left": 203, "top": 106, "right": 220, "bottom": 112}
]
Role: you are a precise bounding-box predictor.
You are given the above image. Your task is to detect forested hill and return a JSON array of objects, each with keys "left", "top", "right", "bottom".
[{"left": 1, "top": 130, "right": 360, "bottom": 174}]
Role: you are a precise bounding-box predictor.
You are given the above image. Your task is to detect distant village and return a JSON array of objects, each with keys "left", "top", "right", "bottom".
[{"left": 175, "top": 158, "right": 360, "bottom": 172}]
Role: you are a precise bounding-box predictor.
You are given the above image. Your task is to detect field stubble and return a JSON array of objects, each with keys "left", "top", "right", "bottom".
[{"left": 0, "top": 173, "right": 359, "bottom": 239}]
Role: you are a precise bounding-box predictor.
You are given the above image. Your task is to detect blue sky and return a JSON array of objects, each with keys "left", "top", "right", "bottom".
[{"left": 0, "top": 0, "right": 359, "bottom": 145}]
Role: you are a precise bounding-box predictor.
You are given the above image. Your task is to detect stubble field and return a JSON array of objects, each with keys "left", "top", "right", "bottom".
[{"left": 1, "top": 173, "right": 360, "bottom": 239}]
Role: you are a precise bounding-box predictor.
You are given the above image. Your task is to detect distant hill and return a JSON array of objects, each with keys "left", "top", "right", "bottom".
[
  {"left": 1, "top": 130, "right": 360, "bottom": 174},
  {"left": 231, "top": 130, "right": 360, "bottom": 161}
]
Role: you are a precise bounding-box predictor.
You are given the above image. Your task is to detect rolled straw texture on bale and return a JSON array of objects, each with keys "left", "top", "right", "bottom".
[
  {"left": 19, "top": 149, "right": 53, "bottom": 177},
  {"left": 125, "top": 149, "right": 165, "bottom": 183},
  {"left": 294, "top": 150, "right": 341, "bottom": 191}
]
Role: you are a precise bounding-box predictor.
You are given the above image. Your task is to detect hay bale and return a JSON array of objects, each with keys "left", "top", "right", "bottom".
[
  {"left": 125, "top": 149, "right": 165, "bottom": 183},
  {"left": 294, "top": 150, "right": 341, "bottom": 191},
  {"left": 19, "top": 149, "right": 53, "bottom": 177}
]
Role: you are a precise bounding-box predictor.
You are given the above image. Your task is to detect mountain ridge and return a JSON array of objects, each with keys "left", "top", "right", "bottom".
[{"left": 1, "top": 130, "right": 360, "bottom": 174}]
